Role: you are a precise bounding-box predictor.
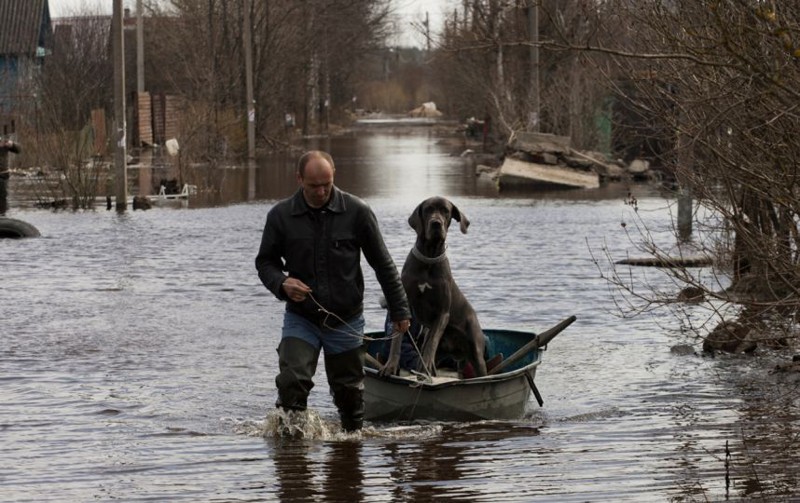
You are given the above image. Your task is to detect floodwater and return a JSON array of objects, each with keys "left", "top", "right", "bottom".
[{"left": 2, "top": 125, "right": 799, "bottom": 501}]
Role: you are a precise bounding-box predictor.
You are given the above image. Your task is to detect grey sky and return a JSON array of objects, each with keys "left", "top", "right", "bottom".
[{"left": 48, "top": 0, "right": 447, "bottom": 47}]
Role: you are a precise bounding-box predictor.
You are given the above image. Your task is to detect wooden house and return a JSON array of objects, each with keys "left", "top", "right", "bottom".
[{"left": 0, "top": 0, "right": 52, "bottom": 136}]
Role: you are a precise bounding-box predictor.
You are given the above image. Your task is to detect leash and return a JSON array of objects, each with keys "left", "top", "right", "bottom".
[
  {"left": 306, "top": 292, "right": 433, "bottom": 380},
  {"left": 406, "top": 329, "right": 434, "bottom": 380},
  {"left": 306, "top": 292, "right": 405, "bottom": 343}
]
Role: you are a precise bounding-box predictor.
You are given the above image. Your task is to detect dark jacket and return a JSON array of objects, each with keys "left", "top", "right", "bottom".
[{"left": 256, "top": 186, "right": 410, "bottom": 326}]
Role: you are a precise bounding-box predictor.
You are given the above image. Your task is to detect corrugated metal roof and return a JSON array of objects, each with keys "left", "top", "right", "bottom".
[{"left": 0, "top": 0, "right": 49, "bottom": 56}]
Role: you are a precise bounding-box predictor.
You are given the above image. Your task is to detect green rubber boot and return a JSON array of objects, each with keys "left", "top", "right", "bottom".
[
  {"left": 325, "top": 347, "right": 366, "bottom": 432},
  {"left": 275, "top": 337, "right": 320, "bottom": 412}
]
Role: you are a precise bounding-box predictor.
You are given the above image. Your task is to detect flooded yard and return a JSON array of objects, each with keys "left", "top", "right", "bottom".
[{"left": 2, "top": 126, "right": 799, "bottom": 501}]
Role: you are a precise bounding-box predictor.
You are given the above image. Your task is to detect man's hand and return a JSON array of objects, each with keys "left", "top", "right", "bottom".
[
  {"left": 392, "top": 318, "right": 411, "bottom": 334},
  {"left": 281, "top": 277, "right": 312, "bottom": 302}
]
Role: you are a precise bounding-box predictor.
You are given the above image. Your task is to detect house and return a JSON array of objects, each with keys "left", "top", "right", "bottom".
[{"left": 0, "top": 0, "right": 52, "bottom": 136}]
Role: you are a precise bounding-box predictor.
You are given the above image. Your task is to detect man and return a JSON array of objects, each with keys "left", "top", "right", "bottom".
[
  {"left": 255, "top": 150, "right": 411, "bottom": 432},
  {"left": 0, "top": 138, "right": 21, "bottom": 215}
]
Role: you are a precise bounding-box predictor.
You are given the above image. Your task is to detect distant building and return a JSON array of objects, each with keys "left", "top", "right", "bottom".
[{"left": 0, "top": 0, "right": 53, "bottom": 136}]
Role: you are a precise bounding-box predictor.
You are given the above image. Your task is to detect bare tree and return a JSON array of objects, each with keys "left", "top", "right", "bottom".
[
  {"left": 251, "top": 0, "right": 382, "bottom": 135},
  {"left": 19, "top": 15, "right": 113, "bottom": 209},
  {"left": 144, "top": 0, "right": 393, "bottom": 153},
  {"left": 435, "top": 0, "right": 800, "bottom": 347},
  {"left": 586, "top": 0, "right": 800, "bottom": 349},
  {"left": 434, "top": 0, "right": 613, "bottom": 150}
]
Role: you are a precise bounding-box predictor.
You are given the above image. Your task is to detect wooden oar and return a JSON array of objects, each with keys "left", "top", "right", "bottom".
[{"left": 488, "top": 315, "right": 577, "bottom": 375}]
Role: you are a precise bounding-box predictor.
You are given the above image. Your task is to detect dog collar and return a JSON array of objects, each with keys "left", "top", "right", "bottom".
[{"left": 412, "top": 245, "right": 448, "bottom": 264}]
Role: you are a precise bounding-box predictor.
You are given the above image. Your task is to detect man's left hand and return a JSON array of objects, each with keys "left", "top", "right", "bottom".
[{"left": 392, "top": 318, "right": 411, "bottom": 334}]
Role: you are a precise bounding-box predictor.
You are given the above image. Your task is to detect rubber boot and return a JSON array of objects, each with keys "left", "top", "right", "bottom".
[
  {"left": 325, "top": 347, "right": 366, "bottom": 432},
  {"left": 275, "top": 337, "right": 320, "bottom": 412}
]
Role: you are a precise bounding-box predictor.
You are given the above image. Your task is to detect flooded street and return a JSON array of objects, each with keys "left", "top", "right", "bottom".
[{"left": 2, "top": 126, "right": 799, "bottom": 501}]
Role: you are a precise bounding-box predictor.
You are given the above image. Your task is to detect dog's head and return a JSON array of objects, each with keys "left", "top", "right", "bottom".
[{"left": 408, "top": 196, "right": 469, "bottom": 243}]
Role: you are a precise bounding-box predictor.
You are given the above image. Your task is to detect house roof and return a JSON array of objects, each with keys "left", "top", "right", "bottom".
[{"left": 0, "top": 0, "right": 51, "bottom": 56}]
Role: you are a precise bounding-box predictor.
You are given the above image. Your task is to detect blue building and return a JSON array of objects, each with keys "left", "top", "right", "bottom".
[{"left": 0, "top": 0, "right": 52, "bottom": 136}]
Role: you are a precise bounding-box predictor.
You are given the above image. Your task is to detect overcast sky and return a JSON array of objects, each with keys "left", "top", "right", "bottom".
[
  {"left": 49, "top": 0, "right": 110, "bottom": 17},
  {"left": 48, "top": 0, "right": 447, "bottom": 47}
]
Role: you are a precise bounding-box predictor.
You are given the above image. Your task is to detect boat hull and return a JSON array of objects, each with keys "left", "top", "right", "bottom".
[
  {"left": 364, "top": 366, "right": 538, "bottom": 422},
  {"left": 363, "top": 329, "right": 543, "bottom": 422}
]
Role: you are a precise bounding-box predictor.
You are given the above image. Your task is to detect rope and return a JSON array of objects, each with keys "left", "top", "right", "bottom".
[
  {"left": 306, "top": 292, "right": 404, "bottom": 343},
  {"left": 306, "top": 292, "right": 433, "bottom": 380},
  {"left": 406, "top": 328, "right": 433, "bottom": 379}
]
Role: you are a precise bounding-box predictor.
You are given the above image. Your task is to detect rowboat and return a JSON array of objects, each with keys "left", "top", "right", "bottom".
[{"left": 363, "top": 316, "right": 576, "bottom": 422}]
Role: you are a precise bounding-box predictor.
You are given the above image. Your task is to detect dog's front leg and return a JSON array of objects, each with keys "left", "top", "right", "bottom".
[
  {"left": 379, "top": 331, "right": 403, "bottom": 376},
  {"left": 419, "top": 313, "right": 449, "bottom": 376}
]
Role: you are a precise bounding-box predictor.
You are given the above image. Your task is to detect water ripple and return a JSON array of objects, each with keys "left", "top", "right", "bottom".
[{"left": 2, "top": 134, "right": 797, "bottom": 501}]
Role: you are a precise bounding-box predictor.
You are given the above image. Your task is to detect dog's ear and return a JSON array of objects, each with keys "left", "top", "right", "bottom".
[
  {"left": 451, "top": 204, "right": 470, "bottom": 234},
  {"left": 408, "top": 202, "right": 424, "bottom": 235}
]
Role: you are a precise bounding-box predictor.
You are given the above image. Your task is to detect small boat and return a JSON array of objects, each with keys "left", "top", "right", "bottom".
[{"left": 363, "top": 316, "right": 576, "bottom": 422}]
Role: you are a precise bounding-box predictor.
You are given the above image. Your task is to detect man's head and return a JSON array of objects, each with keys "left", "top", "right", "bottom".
[{"left": 297, "top": 150, "right": 335, "bottom": 208}]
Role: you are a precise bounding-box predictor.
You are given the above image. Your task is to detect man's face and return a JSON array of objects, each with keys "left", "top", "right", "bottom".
[{"left": 298, "top": 156, "right": 335, "bottom": 208}]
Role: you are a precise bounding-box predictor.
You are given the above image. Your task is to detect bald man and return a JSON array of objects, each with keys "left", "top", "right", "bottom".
[{"left": 256, "top": 150, "right": 410, "bottom": 431}]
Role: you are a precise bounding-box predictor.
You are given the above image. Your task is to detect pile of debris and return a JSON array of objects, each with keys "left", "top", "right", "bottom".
[
  {"left": 408, "top": 102, "right": 443, "bottom": 118},
  {"left": 478, "top": 131, "right": 655, "bottom": 190}
]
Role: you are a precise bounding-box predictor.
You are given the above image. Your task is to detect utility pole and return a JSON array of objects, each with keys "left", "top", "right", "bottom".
[
  {"left": 424, "top": 12, "right": 430, "bottom": 52},
  {"left": 528, "top": 1, "right": 540, "bottom": 132},
  {"left": 113, "top": 0, "right": 127, "bottom": 211},
  {"left": 136, "top": 0, "right": 144, "bottom": 93},
  {"left": 243, "top": 0, "right": 256, "bottom": 201},
  {"left": 243, "top": 0, "right": 255, "bottom": 161}
]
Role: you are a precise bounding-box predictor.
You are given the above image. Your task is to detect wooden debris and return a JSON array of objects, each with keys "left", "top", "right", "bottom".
[{"left": 498, "top": 157, "right": 600, "bottom": 189}]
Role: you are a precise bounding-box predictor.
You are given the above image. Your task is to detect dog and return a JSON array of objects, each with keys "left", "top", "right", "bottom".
[{"left": 381, "top": 196, "right": 487, "bottom": 378}]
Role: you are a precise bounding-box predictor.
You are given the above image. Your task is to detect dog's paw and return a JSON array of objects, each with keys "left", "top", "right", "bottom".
[{"left": 379, "top": 358, "right": 400, "bottom": 377}]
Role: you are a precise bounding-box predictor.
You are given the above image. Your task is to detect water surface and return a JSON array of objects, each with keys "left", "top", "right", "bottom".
[{"left": 2, "top": 127, "right": 798, "bottom": 501}]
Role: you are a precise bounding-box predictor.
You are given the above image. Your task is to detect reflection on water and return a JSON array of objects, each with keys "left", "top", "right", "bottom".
[
  {"left": 198, "top": 129, "right": 492, "bottom": 205},
  {"left": 2, "top": 126, "right": 799, "bottom": 501},
  {"left": 6, "top": 128, "right": 662, "bottom": 209}
]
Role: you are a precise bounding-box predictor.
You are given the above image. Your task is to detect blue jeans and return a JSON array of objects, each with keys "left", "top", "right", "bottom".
[{"left": 281, "top": 310, "right": 365, "bottom": 355}]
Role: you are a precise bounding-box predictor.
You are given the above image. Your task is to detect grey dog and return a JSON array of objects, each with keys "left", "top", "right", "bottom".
[{"left": 381, "top": 196, "right": 487, "bottom": 378}]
